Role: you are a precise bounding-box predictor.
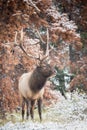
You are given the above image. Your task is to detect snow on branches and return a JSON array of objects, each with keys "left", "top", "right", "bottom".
[{"left": 0, "top": 0, "right": 82, "bottom": 49}]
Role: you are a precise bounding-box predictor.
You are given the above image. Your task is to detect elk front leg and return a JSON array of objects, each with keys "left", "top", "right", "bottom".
[
  {"left": 30, "top": 100, "right": 35, "bottom": 120},
  {"left": 22, "top": 97, "right": 25, "bottom": 121},
  {"left": 37, "top": 98, "right": 42, "bottom": 122},
  {"left": 25, "top": 99, "right": 30, "bottom": 120}
]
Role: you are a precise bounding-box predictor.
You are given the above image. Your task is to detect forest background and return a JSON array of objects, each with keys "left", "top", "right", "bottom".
[{"left": 0, "top": 0, "right": 87, "bottom": 118}]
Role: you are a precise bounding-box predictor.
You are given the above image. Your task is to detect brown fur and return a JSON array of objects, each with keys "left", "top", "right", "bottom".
[{"left": 29, "top": 65, "right": 53, "bottom": 93}]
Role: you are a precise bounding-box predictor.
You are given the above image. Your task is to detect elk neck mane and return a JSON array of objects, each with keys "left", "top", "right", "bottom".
[{"left": 29, "top": 67, "right": 47, "bottom": 93}]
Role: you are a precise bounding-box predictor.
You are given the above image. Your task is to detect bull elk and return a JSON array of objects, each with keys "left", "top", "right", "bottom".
[{"left": 14, "top": 29, "right": 55, "bottom": 121}]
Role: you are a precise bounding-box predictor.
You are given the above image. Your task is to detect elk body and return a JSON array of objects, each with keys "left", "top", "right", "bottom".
[{"left": 19, "top": 63, "right": 53, "bottom": 121}]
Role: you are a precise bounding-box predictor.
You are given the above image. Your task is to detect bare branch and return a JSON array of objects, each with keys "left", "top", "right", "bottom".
[
  {"left": 12, "top": 11, "right": 22, "bottom": 16},
  {"left": 28, "top": 0, "right": 40, "bottom": 13},
  {"left": 14, "top": 31, "right": 18, "bottom": 45}
]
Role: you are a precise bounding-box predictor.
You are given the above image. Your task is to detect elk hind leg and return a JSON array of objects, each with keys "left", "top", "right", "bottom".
[
  {"left": 30, "top": 100, "right": 35, "bottom": 120},
  {"left": 38, "top": 98, "right": 42, "bottom": 122},
  {"left": 22, "top": 97, "right": 26, "bottom": 121}
]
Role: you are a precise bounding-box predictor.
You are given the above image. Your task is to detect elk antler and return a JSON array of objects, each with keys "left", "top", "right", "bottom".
[
  {"left": 13, "top": 28, "right": 53, "bottom": 65},
  {"left": 35, "top": 28, "right": 50, "bottom": 60},
  {"left": 14, "top": 28, "right": 40, "bottom": 60},
  {"left": 36, "top": 29, "right": 45, "bottom": 44}
]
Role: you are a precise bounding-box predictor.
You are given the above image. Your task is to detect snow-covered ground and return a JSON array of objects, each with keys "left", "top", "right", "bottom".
[{"left": 0, "top": 91, "right": 87, "bottom": 130}]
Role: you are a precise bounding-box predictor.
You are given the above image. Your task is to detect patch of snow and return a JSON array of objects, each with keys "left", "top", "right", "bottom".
[{"left": 0, "top": 92, "right": 87, "bottom": 130}]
